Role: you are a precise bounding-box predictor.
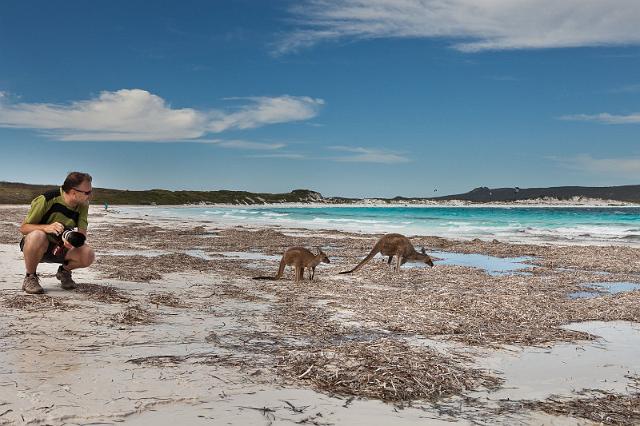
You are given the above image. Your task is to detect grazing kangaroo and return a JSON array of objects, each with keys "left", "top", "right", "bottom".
[
  {"left": 253, "top": 247, "right": 330, "bottom": 283},
  {"left": 339, "top": 233, "right": 433, "bottom": 274}
]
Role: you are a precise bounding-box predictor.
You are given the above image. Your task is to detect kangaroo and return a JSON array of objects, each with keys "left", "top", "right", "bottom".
[
  {"left": 339, "top": 233, "right": 433, "bottom": 274},
  {"left": 253, "top": 247, "right": 330, "bottom": 282}
]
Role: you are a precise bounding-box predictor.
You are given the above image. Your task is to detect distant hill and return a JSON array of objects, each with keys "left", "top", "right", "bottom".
[
  {"left": 0, "top": 181, "right": 332, "bottom": 205},
  {"left": 1, "top": 181, "right": 638, "bottom": 205},
  {"left": 429, "top": 185, "right": 640, "bottom": 203}
]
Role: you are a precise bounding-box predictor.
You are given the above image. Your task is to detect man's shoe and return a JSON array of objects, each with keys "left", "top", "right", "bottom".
[
  {"left": 56, "top": 266, "right": 76, "bottom": 290},
  {"left": 23, "top": 274, "right": 44, "bottom": 294}
]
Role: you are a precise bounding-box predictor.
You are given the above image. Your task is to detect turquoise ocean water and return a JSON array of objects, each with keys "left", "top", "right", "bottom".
[{"left": 119, "top": 206, "right": 640, "bottom": 247}]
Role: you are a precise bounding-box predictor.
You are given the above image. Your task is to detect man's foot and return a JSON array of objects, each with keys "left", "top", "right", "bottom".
[
  {"left": 56, "top": 266, "right": 76, "bottom": 290},
  {"left": 23, "top": 274, "right": 44, "bottom": 294}
]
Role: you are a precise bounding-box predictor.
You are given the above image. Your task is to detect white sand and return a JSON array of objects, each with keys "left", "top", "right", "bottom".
[{"left": 1, "top": 208, "right": 638, "bottom": 424}]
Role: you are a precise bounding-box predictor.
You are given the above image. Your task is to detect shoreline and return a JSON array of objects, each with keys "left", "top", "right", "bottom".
[
  {"left": 103, "top": 204, "right": 640, "bottom": 249},
  {"left": 116, "top": 200, "right": 640, "bottom": 208},
  {"left": 4, "top": 204, "right": 640, "bottom": 250},
  {"left": 3, "top": 198, "right": 640, "bottom": 210}
]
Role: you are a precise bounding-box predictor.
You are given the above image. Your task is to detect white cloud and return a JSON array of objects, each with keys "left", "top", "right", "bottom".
[
  {"left": 247, "top": 153, "right": 308, "bottom": 159},
  {"left": 199, "top": 139, "right": 286, "bottom": 150},
  {"left": 329, "top": 146, "right": 410, "bottom": 163},
  {"left": 552, "top": 154, "right": 640, "bottom": 176},
  {"left": 208, "top": 96, "right": 324, "bottom": 132},
  {"left": 608, "top": 83, "right": 640, "bottom": 94},
  {"left": 560, "top": 112, "right": 640, "bottom": 124},
  {"left": 0, "top": 89, "right": 324, "bottom": 141},
  {"left": 276, "top": 0, "right": 640, "bottom": 54}
]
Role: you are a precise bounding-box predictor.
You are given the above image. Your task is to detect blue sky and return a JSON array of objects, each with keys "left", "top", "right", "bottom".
[{"left": 1, "top": 0, "right": 639, "bottom": 198}]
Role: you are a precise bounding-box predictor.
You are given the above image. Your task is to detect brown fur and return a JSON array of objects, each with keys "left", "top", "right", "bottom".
[
  {"left": 253, "top": 247, "right": 330, "bottom": 282},
  {"left": 339, "top": 233, "right": 433, "bottom": 274}
]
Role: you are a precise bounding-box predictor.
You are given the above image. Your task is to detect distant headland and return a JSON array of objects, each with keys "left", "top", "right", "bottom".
[{"left": 1, "top": 181, "right": 638, "bottom": 205}]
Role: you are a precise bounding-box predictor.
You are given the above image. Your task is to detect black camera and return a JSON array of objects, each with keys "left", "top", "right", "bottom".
[{"left": 61, "top": 229, "right": 86, "bottom": 248}]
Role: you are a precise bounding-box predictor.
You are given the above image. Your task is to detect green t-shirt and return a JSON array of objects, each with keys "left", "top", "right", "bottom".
[{"left": 23, "top": 188, "right": 89, "bottom": 243}]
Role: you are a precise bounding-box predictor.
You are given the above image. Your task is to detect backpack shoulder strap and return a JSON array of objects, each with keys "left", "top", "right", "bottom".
[
  {"left": 43, "top": 189, "right": 59, "bottom": 201},
  {"left": 38, "top": 190, "right": 80, "bottom": 225}
]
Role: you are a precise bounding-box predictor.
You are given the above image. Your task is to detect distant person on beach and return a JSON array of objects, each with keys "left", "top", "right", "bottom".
[{"left": 19, "top": 172, "right": 95, "bottom": 294}]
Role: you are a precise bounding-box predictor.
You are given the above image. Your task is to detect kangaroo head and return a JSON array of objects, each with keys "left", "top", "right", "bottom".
[
  {"left": 421, "top": 247, "right": 434, "bottom": 267},
  {"left": 316, "top": 247, "right": 330, "bottom": 264}
]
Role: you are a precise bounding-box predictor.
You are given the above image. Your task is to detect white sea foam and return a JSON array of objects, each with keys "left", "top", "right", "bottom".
[{"left": 114, "top": 206, "right": 640, "bottom": 247}]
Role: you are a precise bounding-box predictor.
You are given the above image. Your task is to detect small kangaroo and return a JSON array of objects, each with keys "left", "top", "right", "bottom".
[
  {"left": 253, "top": 247, "right": 330, "bottom": 282},
  {"left": 339, "top": 233, "right": 433, "bottom": 274}
]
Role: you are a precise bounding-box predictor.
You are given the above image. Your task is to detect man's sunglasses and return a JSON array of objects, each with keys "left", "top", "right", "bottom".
[{"left": 73, "top": 188, "right": 92, "bottom": 195}]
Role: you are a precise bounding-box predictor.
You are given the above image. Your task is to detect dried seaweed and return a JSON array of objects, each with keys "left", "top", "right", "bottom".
[
  {"left": 127, "top": 352, "right": 253, "bottom": 369},
  {"left": 96, "top": 252, "right": 215, "bottom": 282},
  {"left": 113, "top": 305, "right": 155, "bottom": 325},
  {"left": 207, "top": 282, "right": 267, "bottom": 302},
  {"left": 277, "top": 338, "right": 501, "bottom": 402},
  {"left": 126, "top": 355, "right": 185, "bottom": 367},
  {"left": 75, "top": 283, "right": 130, "bottom": 304},
  {"left": 0, "top": 222, "right": 21, "bottom": 244},
  {"left": 2, "top": 294, "right": 72, "bottom": 311},
  {"left": 148, "top": 292, "right": 187, "bottom": 308},
  {"left": 522, "top": 382, "right": 640, "bottom": 425},
  {"left": 97, "top": 255, "right": 163, "bottom": 282},
  {"left": 273, "top": 265, "right": 640, "bottom": 347}
]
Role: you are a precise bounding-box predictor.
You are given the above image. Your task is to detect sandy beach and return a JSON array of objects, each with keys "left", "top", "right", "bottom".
[{"left": 1, "top": 205, "right": 639, "bottom": 425}]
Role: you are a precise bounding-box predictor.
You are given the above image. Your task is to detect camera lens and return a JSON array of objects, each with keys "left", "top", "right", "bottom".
[{"left": 62, "top": 230, "right": 86, "bottom": 248}]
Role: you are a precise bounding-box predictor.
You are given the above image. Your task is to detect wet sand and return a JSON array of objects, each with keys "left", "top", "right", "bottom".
[{"left": 1, "top": 205, "right": 639, "bottom": 424}]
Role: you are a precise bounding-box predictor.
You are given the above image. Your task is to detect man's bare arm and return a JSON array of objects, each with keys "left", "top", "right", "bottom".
[{"left": 20, "top": 222, "right": 64, "bottom": 236}]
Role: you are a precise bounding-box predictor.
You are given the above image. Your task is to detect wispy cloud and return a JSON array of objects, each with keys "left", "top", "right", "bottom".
[
  {"left": 208, "top": 96, "right": 324, "bottom": 132},
  {"left": 607, "top": 83, "right": 640, "bottom": 94},
  {"left": 486, "top": 75, "right": 520, "bottom": 82},
  {"left": 0, "top": 89, "right": 324, "bottom": 141},
  {"left": 246, "top": 153, "right": 308, "bottom": 159},
  {"left": 559, "top": 112, "right": 640, "bottom": 124},
  {"left": 198, "top": 139, "right": 286, "bottom": 150},
  {"left": 551, "top": 154, "right": 640, "bottom": 176},
  {"left": 329, "top": 146, "right": 410, "bottom": 163},
  {"left": 275, "top": 0, "right": 640, "bottom": 54}
]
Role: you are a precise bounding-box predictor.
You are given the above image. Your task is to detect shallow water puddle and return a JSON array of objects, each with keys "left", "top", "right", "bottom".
[
  {"left": 406, "top": 251, "right": 534, "bottom": 275},
  {"left": 476, "top": 321, "right": 640, "bottom": 401},
  {"left": 569, "top": 281, "right": 640, "bottom": 299},
  {"left": 183, "top": 249, "right": 215, "bottom": 260},
  {"left": 219, "top": 251, "right": 281, "bottom": 261}
]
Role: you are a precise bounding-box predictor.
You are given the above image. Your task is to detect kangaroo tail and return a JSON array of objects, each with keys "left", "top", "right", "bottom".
[
  {"left": 274, "top": 256, "right": 286, "bottom": 279},
  {"left": 339, "top": 247, "right": 379, "bottom": 274},
  {"left": 253, "top": 255, "right": 286, "bottom": 280},
  {"left": 253, "top": 256, "right": 286, "bottom": 281}
]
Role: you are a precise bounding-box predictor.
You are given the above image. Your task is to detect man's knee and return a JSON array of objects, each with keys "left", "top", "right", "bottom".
[
  {"left": 24, "top": 230, "right": 49, "bottom": 251},
  {"left": 77, "top": 245, "right": 95, "bottom": 267},
  {"left": 84, "top": 246, "right": 95, "bottom": 266}
]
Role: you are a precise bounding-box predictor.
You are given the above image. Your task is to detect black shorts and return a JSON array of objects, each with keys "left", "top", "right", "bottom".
[{"left": 19, "top": 238, "right": 67, "bottom": 264}]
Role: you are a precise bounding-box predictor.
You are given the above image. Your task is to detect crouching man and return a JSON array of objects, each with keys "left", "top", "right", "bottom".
[{"left": 19, "top": 172, "right": 96, "bottom": 294}]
